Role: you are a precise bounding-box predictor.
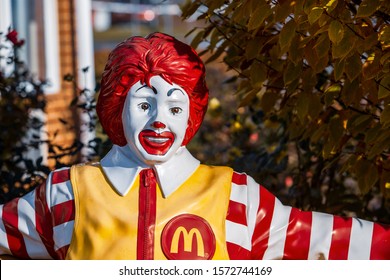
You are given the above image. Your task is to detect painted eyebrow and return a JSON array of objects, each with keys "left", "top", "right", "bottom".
[
  {"left": 135, "top": 85, "right": 157, "bottom": 94},
  {"left": 135, "top": 85, "right": 148, "bottom": 92},
  {"left": 167, "top": 88, "right": 185, "bottom": 96}
]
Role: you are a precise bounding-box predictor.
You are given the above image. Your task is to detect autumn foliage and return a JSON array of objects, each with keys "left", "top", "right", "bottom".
[{"left": 182, "top": 0, "right": 390, "bottom": 221}]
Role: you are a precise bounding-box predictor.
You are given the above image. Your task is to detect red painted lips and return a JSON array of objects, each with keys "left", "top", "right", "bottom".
[{"left": 139, "top": 130, "right": 175, "bottom": 155}]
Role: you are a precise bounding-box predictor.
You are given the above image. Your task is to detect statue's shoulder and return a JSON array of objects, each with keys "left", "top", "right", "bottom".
[
  {"left": 198, "top": 164, "right": 234, "bottom": 176},
  {"left": 70, "top": 161, "right": 102, "bottom": 174},
  {"left": 73, "top": 161, "right": 101, "bottom": 168}
]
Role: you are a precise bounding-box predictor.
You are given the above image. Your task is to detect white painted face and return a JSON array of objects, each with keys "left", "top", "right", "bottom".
[{"left": 122, "top": 75, "right": 190, "bottom": 165}]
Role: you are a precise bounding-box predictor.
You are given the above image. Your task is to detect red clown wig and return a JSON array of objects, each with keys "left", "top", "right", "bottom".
[{"left": 96, "top": 32, "right": 209, "bottom": 146}]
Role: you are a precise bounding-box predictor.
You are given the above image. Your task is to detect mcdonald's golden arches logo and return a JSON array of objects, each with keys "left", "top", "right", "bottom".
[{"left": 161, "top": 214, "right": 216, "bottom": 260}]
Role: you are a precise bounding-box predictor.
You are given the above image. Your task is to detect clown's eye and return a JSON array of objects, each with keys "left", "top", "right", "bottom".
[
  {"left": 138, "top": 102, "right": 150, "bottom": 111},
  {"left": 170, "top": 107, "right": 183, "bottom": 115}
]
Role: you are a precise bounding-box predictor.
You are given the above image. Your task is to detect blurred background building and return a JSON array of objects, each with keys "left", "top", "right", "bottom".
[
  {"left": 1, "top": 0, "right": 95, "bottom": 165},
  {"left": 0, "top": 0, "right": 201, "bottom": 166}
]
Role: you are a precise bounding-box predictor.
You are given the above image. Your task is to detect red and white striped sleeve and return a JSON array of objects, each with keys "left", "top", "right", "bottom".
[
  {"left": 226, "top": 171, "right": 390, "bottom": 260},
  {"left": 0, "top": 167, "right": 75, "bottom": 259}
]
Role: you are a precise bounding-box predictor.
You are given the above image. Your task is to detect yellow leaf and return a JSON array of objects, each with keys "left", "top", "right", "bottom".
[
  {"left": 289, "top": 35, "right": 305, "bottom": 64},
  {"left": 367, "top": 130, "right": 390, "bottom": 160},
  {"left": 308, "top": 7, "right": 323, "bottom": 25},
  {"left": 355, "top": 158, "right": 378, "bottom": 194},
  {"left": 296, "top": 92, "right": 310, "bottom": 123},
  {"left": 322, "top": 135, "right": 338, "bottom": 159},
  {"left": 314, "top": 53, "right": 329, "bottom": 74},
  {"left": 314, "top": 33, "right": 330, "bottom": 58},
  {"left": 283, "top": 62, "right": 302, "bottom": 85},
  {"left": 348, "top": 114, "right": 372, "bottom": 136},
  {"left": 345, "top": 54, "right": 362, "bottom": 81},
  {"left": 307, "top": 93, "right": 323, "bottom": 119},
  {"left": 365, "top": 124, "right": 381, "bottom": 144},
  {"left": 362, "top": 32, "right": 379, "bottom": 50},
  {"left": 333, "top": 59, "right": 345, "bottom": 81},
  {"left": 245, "top": 37, "right": 263, "bottom": 60},
  {"left": 324, "top": 84, "right": 341, "bottom": 106},
  {"left": 304, "top": 40, "right": 318, "bottom": 68},
  {"left": 362, "top": 53, "right": 380, "bottom": 79},
  {"left": 342, "top": 79, "right": 362, "bottom": 106},
  {"left": 247, "top": 1, "right": 271, "bottom": 31},
  {"left": 279, "top": 20, "right": 297, "bottom": 50},
  {"left": 261, "top": 91, "right": 279, "bottom": 113},
  {"left": 239, "top": 89, "right": 258, "bottom": 107},
  {"left": 328, "top": 20, "right": 344, "bottom": 44},
  {"left": 303, "top": 0, "right": 316, "bottom": 15},
  {"left": 318, "top": 13, "right": 330, "bottom": 27},
  {"left": 205, "top": 41, "right": 227, "bottom": 64},
  {"left": 311, "top": 123, "right": 327, "bottom": 143},
  {"left": 380, "top": 104, "right": 390, "bottom": 127},
  {"left": 190, "top": 30, "right": 205, "bottom": 50},
  {"left": 332, "top": 29, "right": 356, "bottom": 58},
  {"left": 205, "top": 0, "right": 228, "bottom": 11},
  {"left": 209, "top": 28, "right": 220, "bottom": 51},
  {"left": 293, "top": 0, "right": 305, "bottom": 14},
  {"left": 325, "top": 0, "right": 338, "bottom": 12},
  {"left": 356, "top": 0, "right": 380, "bottom": 18},
  {"left": 250, "top": 61, "right": 267, "bottom": 89},
  {"left": 329, "top": 115, "right": 344, "bottom": 142},
  {"left": 379, "top": 25, "right": 390, "bottom": 50},
  {"left": 275, "top": 1, "right": 293, "bottom": 22},
  {"left": 380, "top": 52, "right": 390, "bottom": 66}
]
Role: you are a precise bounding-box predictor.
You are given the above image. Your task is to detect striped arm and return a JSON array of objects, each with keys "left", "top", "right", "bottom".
[
  {"left": 226, "top": 172, "right": 258, "bottom": 259},
  {"left": 226, "top": 171, "right": 390, "bottom": 260},
  {"left": 0, "top": 167, "right": 75, "bottom": 259},
  {"left": 48, "top": 168, "right": 75, "bottom": 258}
]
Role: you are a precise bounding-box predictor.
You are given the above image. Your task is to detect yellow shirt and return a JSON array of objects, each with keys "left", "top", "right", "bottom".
[{"left": 66, "top": 163, "right": 233, "bottom": 260}]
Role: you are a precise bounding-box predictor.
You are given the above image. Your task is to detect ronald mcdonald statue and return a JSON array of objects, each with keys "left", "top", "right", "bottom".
[{"left": 0, "top": 32, "right": 389, "bottom": 260}]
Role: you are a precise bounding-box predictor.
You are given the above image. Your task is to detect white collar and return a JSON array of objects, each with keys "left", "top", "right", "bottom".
[{"left": 100, "top": 145, "right": 200, "bottom": 198}]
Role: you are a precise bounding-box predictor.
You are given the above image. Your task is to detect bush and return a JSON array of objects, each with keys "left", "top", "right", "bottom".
[
  {"left": 182, "top": 0, "right": 390, "bottom": 223},
  {"left": 0, "top": 29, "right": 49, "bottom": 202}
]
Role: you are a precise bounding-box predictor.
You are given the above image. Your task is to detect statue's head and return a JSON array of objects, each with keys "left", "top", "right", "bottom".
[{"left": 97, "top": 32, "right": 209, "bottom": 164}]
